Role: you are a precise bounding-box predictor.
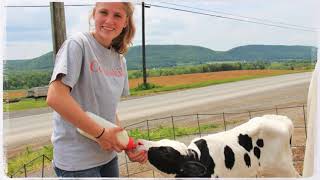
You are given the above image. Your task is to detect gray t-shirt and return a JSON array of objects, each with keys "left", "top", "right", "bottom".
[{"left": 50, "top": 32, "right": 130, "bottom": 171}]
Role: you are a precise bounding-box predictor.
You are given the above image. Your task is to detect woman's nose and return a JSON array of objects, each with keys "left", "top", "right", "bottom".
[{"left": 104, "top": 15, "right": 114, "bottom": 24}]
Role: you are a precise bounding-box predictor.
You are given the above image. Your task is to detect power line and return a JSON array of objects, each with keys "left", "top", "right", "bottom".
[
  {"left": 5, "top": 5, "right": 49, "bottom": 7},
  {"left": 5, "top": 4, "right": 94, "bottom": 7},
  {"left": 5, "top": 3, "right": 318, "bottom": 32},
  {"left": 147, "top": 3, "right": 318, "bottom": 33},
  {"left": 156, "top": 1, "right": 319, "bottom": 31}
]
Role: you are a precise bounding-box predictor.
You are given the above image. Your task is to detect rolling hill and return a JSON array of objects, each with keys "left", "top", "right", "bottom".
[{"left": 5, "top": 44, "right": 317, "bottom": 71}]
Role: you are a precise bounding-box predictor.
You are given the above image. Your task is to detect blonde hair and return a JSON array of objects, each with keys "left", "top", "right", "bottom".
[{"left": 89, "top": 2, "right": 136, "bottom": 54}]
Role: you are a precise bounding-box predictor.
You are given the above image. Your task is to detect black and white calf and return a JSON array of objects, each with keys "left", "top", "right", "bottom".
[{"left": 137, "top": 115, "right": 299, "bottom": 178}]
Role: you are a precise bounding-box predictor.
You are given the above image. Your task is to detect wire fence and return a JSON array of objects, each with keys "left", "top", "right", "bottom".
[
  {"left": 8, "top": 104, "right": 308, "bottom": 178},
  {"left": 8, "top": 154, "right": 52, "bottom": 178}
]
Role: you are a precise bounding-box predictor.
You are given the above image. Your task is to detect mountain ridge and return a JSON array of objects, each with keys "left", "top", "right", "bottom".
[{"left": 5, "top": 44, "right": 317, "bottom": 71}]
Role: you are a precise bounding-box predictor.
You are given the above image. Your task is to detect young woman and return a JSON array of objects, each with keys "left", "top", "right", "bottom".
[{"left": 47, "top": 2, "right": 147, "bottom": 177}]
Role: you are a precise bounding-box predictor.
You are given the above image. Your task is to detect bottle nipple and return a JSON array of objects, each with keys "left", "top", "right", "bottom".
[{"left": 126, "top": 137, "right": 137, "bottom": 150}]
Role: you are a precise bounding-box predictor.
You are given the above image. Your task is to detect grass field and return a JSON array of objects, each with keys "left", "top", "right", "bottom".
[
  {"left": 3, "top": 98, "right": 48, "bottom": 112},
  {"left": 3, "top": 69, "right": 306, "bottom": 112}
]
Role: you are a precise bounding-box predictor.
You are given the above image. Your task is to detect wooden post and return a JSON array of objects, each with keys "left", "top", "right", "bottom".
[
  {"left": 141, "top": 2, "right": 147, "bottom": 86},
  {"left": 50, "top": 2, "right": 67, "bottom": 61}
]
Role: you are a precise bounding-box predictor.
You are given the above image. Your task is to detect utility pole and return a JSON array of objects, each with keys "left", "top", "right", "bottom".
[
  {"left": 50, "top": 2, "right": 67, "bottom": 61},
  {"left": 141, "top": 2, "right": 151, "bottom": 87},
  {"left": 141, "top": 1, "right": 147, "bottom": 86}
]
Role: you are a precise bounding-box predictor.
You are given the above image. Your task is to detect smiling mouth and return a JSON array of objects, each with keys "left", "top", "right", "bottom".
[{"left": 102, "top": 26, "right": 115, "bottom": 31}]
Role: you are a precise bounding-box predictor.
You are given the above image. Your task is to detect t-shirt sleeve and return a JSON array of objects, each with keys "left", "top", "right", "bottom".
[
  {"left": 121, "top": 56, "right": 130, "bottom": 97},
  {"left": 50, "top": 39, "right": 83, "bottom": 89}
]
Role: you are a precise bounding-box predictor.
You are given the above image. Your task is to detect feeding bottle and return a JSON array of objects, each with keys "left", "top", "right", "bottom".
[{"left": 77, "top": 111, "right": 136, "bottom": 150}]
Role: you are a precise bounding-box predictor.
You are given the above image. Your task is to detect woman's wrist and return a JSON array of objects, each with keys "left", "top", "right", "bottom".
[{"left": 95, "top": 128, "right": 105, "bottom": 139}]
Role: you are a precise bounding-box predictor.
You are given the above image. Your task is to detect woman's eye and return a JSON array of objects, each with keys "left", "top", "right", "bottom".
[
  {"left": 99, "top": 11, "right": 108, "bottom": 15},
  {"left": 114, "top": 14, "right": 122, "bottom": 18}
]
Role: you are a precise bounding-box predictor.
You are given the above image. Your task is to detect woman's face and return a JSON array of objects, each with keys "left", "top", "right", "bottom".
[{"left": 93, "top": 3, "right": 128, "bottom": 47}]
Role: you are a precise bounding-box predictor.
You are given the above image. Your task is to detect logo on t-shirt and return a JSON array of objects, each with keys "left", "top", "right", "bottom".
[{"left": 89, "top": 60, "right": 124, "bottom": 77}]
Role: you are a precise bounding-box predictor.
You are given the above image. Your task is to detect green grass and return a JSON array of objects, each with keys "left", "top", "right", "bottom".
[
  {"left": 7, "top": 145, "right": 53, "bottom": 177},
  {"left": 128, "top": 123, "right": 220, "bottom": 140},
  {"left": 3, "top": 98, "right": 47, "bottom": 112}
]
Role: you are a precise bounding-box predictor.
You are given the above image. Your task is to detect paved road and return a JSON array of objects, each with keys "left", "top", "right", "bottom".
[
  {"left": 3, "top": 72, "right": 311, "bottom": 155},
  {"left": 117, "top": 72, "right": 311, "bottom": 121}
]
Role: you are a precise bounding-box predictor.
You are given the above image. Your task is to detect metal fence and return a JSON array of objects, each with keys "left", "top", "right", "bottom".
[
  {"left": 8, "top": 154, "right": 51, "bottom": 178},
  {"left": 8, "top": 104, "right": 308, "bottom": 178}
]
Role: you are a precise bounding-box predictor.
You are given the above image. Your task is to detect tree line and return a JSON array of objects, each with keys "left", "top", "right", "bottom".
[
  {"left": 128, "top": 60, "right": 314, "bottom": 79},
  {"left": 4, "top": 61, "right": 314, "bottom": 90},
  {"left": 4, "top": 71, "right": 52, "bottom": 90}
]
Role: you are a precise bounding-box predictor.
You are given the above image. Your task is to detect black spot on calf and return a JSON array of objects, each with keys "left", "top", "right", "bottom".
[
  {"left": 224, "top": 145, "right": 235, "bottom": 170},
  {"left": 193, "top": 139, "right": 215, "bottom": 177},
  {"left": 148, "top": 146, "right": 182, "bottom": 174},
  {"left": 149, "top": 146, "right": 203, "bottom": 177},
  {"left": 238, "top": 134, "right": 253, "bottom": 152},
  {"left": 244, "top": 153, "right": 251, "bottom": 167},
  {"left": 254, "top": 147, "right": 261, "bottom": 159},
  {"left": 256, "top": 139, "right": 264, "bottom": 148}
]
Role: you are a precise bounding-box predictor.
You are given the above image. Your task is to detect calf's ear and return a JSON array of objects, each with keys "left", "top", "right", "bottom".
[{"left": 176, "top": 161, "right": 207, "bottom": 177}]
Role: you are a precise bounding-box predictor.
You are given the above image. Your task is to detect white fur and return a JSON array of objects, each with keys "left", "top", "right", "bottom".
[
  {"left": 137, "top": 139, "right": 188, "bottom": 156},
  {"left": 138, "top": 114, "right": 299, "bottom": 177}
]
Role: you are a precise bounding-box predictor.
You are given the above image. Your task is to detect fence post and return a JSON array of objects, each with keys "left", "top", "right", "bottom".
[
  {"left": 302, "top": 104, "right": 307, "bottom": 138},
  {"left": 41, "top": 155, "right": 45, "bottom": 177},
  {"left": 222, "top": 112, "right": 226, "bottom": 131},
  {"left": 275, "top": 106, "right": 278, "bottom": 115},
  {"left": 50, "top": 2, "right": 67, "bottom": 61},
  {"left": 124, "top": 155, "right": 130, "bottom": 177},
  {"left": 197, "top": 113, "right": 201, "bottom": 137},
  {"left": 146, "top": 120, "right": 150, "bottom": 140},
  {"left": 23, "top": 164, "right": 27, "bottom": 177},
  {"left": 248, "top": 111, "right": 252, "bottom": 119},
  {"left": 171, "top": 116, "right": 176, "bottom": 140}
]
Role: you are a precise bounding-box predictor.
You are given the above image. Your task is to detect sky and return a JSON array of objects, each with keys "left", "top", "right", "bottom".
[{"left": 3, "top": 0, "right": 320, "bottom": 60}]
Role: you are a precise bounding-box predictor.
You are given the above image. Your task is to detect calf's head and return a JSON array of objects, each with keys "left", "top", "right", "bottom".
[{"left": 137, "top": 139, "right": 209, "bottom": 177}]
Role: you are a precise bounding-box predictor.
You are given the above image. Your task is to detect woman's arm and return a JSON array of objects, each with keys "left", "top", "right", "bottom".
[
  {"left": 47, "top": 78, "right": 103, "bottom": 137},
  {"left": 47, "top": 78, "right": 126, "bottom": 152}
]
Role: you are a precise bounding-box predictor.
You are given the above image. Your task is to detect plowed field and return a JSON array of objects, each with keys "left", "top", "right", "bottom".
[
  {"left": 5, "top": 70, "right": 301, "bottom": 99},
  {"left": 129, "top": 70, "right": 301, "bottom": 88},
  {"left": 4, "top": 90, "right": 27, "bottom": 100}
]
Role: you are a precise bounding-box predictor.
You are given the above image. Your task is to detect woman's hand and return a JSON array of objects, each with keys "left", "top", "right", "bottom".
[
  {"left": 126, "top": 149, "right": 148, "bottom": 164},
  {"left": 96, "top": 127, "right": 126, "bottom": 152}
]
